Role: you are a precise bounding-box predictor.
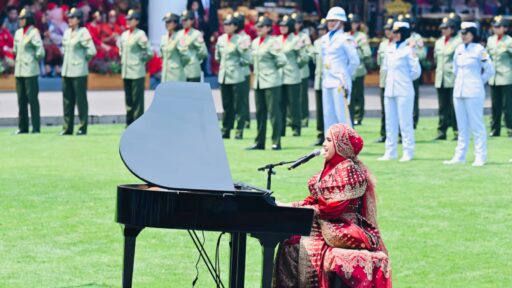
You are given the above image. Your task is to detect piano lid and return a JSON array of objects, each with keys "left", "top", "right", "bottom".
[{"left": 119, "top": 82, "right": 234, "bottom": 192}]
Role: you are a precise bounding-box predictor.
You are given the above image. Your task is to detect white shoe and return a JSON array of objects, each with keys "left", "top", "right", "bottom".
[
  {"left": 399, "top": 155, "right": 413, "bottom": 162},
  {"left": 378, "top": 155, "right": 396, "bottom": 161},
  {"left": 472, "top": 160, "right": 485, "bottom": 167},
  {"left": 443, "top": 159, "right": 465, "bottom": 165}
]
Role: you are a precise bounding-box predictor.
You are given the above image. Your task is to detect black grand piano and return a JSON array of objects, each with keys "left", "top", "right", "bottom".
[{"left": 116, "top": 82, "right": 314, "bottom": 288}]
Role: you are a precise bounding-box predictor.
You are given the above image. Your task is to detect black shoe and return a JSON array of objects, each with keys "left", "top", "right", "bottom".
[
  {"left": 59, "top": 130, "right": 72, "bottom": 136},
  {"left": 222, "top": 130, "right": 230, "bottom": 139},
  {"left": 374, "top": 136, "right": 386, "bottom": 143},
  {"left": 489, "top": 131, "right": 500, "bottom": 137},
  {"left": 398, "top": 138, "right": 402, "bottom": 144},
  {"left": 434, "top": 134, "right": 447, "bottom": 140},
  {"left": 246, "top": 144, "right": 264, "bottom": 150},
  {"left": 353, "top": 120, "right": 361, "bottom": 126},
  {"left": 76, "top": 130, "right": 87, "bottom": 136},
  {"left": 271, "top": 144, "right": 281, "bottom": 150},
  {"left": 452, "top": 135, "right": 458, "bottom": 141},
  {"left": 234, "top": 133, "right": 243, "bottom": 140},
  {"left": 31, "top": 130, "right": 40, "bottom": 134},
  {"left": 292, "top": 129, "right": 301, "bottom": 137},
  {"left": 245, "top": 122, "right": 250, "bottom": 129},
  {"left": 313, "top": 138, "right": 324, "bottom": 146},
  {"left": 14, "top": 129, "right": 28, "bottom": 135}
]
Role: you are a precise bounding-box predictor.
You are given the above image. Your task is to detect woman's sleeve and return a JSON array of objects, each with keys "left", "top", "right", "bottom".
[
  {"left": 317, "top": 196, "right": 351, "bottom": 219},
  {"left": 481, "top": 48, "right": 495, "bottom": 83},
  {"left": 409, "top": 47, "right": 421, "bottom": 80}
]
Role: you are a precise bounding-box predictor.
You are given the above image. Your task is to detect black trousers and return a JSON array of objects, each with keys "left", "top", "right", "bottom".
[
  {"left": 221, "top": 82, "right": 246, "bottom": 135},
  {"left": 490, "top": 84, "right": 512, "bottom": 136},
  {"left": 123, "top": 77, "right": 145, "bottom": 126},
  {"left": 413, "top": 78, "right": 420, "bottom": 129},
  {"left": 380, "top": 88, "right": 386, "bottom": 138},
  {"left": 62, "top": 76, "right": 88, "bottom": 133},
  {"left": 436, "top": 86, "right": 458, "bottom": 136},
  {"left": 315, "top": 89, "right": 324, "bottom": 141},
  {"left": 255, "top": 86, "right": 282, "bottom": 148},
  {"left": 186, "top": 77, "right": 201, "bottom": 82},
  {"left": 16, "top": 76, "right": 40, "bottom": 132},
  {"left": 281, "top": 83, "right": 301, "bottom": 136},
  {"left": 349, "top": 75, "right": 365, "bottom": 123}
]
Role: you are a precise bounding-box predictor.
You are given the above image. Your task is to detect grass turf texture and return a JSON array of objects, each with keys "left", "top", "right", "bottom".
[{"left": 0, "top": 117, "right": 511, "bottom": 288}]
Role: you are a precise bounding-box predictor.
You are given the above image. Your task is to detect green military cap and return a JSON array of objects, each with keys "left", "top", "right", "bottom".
[
  {"left": 492, "top": 15, "right": 509, "bottom": 27},
  {"left": 126, "top": 9, "right": 141, "bottom": 20},
  {"left": 279, "top": 15, "right": 294, "bottom": 27},
  {"left": 233, "top": 11, "right": 245, "bottom": 27},
  {"left": 317, "top": 18, "right": 327, "bottom": 30},
  {"left": 256, "top": 16, "right": 272, "bottom": 28},
  {"left": 348, "top": 13, "right": 361, "bottom": 23},
  {"left": 383, "top": 17, "right": 394, "bottom": 30},
  {"left": 66, "top": 7, "right": 83, "bottom": 19},
  {"left": 291, "top": 12, "right": 304, "bottom": 23},
  {"left": 223, "top": 14, "right": 237, "bottom": 25},
  {"left": 181, "top": 10, "right": 195, "bottom": 21},
  {"left": 18, "top": 8, "right": 34, "bottom": 19},
  {"left": 439, "top": 17, "right": 457, "bottom": 29},
  {"left": 162, "top": 11, "right": 179, "bottom": 23}
]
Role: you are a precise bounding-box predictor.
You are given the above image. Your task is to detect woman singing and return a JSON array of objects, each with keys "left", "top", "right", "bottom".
[{"left": 274, "top": 124, "right": 391, "bottom": 288}]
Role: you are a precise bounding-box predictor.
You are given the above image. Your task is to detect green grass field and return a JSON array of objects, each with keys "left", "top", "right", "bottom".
[{"left": 1, "top": 118, "right": 511, "bottom": 288}]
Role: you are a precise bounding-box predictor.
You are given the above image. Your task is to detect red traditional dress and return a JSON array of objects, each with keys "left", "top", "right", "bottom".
[{"left": 273, "top": 124, "right": 391, "bottom": 288}]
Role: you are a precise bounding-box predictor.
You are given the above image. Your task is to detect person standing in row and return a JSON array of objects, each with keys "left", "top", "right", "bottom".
[
  {"left": 292, "top": 12, "right": 313, "bottom": 128},
  {"left": 375, "top": 18, "right": 394, "bottom": 143},
  {"left": 278, "top": 15, "right": 305, "bottom": 137},
  {"left": 433, "top": 17, "right": 461, "bottom": 141},
  {"left": 444, "top": 22, "right": 494, "bottom": 167},
  {"left": 312, "top": 19, "right": 327, "bottom": 146},
  {"left": 487, "top": 16, "right": 512, "bottom": 138},
  {"left": 160, "top": 12, "right": 190, "bottom": 83},
  {"left": 178, "top": 10, "right": 208, "bottom": 82},
  {"left": 347, "top": 13, "right": 371, "bottom": 126},
  {"left": 60, "top": 8, "right": 96, "bottom": 136},
  {"left": 321, "top": 7, "right": 359, "bottom": 131},
  {"left": 399, "top": 14, "right": 426, "bottom": 129},
  {"left": 118, "top": 9, "right": 153, "bottom": 126},
  {"left": 378, "top": 21, "right": 421, "bottom": 162},
  {"left": 234, "top": 12, "right": 252, "bottom": 131},
  {"left": 247, "top": 16, "right": 287, "bottom": 150},
  {"left": 13, "top": 9, "right": 44, "bottom": 134},
  {"left": 216, "top": 14, "right": 251, "bottom": 140}
]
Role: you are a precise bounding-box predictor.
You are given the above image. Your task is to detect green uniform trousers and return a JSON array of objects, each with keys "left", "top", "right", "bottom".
[
  {"left": 380, "top": 88, "right": 386, "bottom": 138},
  {"left": 221, "top": 82, "right": 246, "bottom": 137},
  {"left": 349, "top": 76, "right": 365, "bottom": 124},
  {"left": 62, "top": 76, "right": 88, "bottom": 134},
  {"left": 413, "top": 78, "right": 420, "bottom": 129},
  {"left": 255, "top": 86, "right": 282, "bottom": 148},
  {"left": 123, "top": 77, "right": 145, "bottom": 126},
  {"left": 436, "top": 87, "right": 458, "bottom": 136},
  {"left": 315, "top": 89, "right": 324, "bottom": 141},
  {"left": 241, "top": 76, "right": 251, "bottom": 129},
  {"left": 281, "top": 83, "right": 301, "bottom": 136},
  {"left": 187, "top": 77, "right": 201, "bottom": 82},
  {"left": 300, "top": 78, "right": 309, "bottom": 127},
  {"left": 490, "top": 84, "right": 512, "bottom": 136},
  {"left": 16, "top": 76, "right": 40, "bottom": 132}
]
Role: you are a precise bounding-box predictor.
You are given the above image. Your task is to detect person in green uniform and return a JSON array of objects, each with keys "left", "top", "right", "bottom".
[
  {"left": 160, "top": 12, "right": 190, "bottom": 83},
  {"left": 312, "top": 19, "right": 327, "bottom": 146},
  {"left": 399, "top": 14, "right": 426, "bottom": 129},
  {"left": 178, "top": 10, "right": 208, "bottom": 82},
  {"left": 291, "top": 12, "right": 313, "bottom": 128},
  {"left": 234, "top": 11, "right": 251, "bottom": 131},
  {"left": 347, "top": 13, "right": 371, "bottom": 126},
  {"left": 118, "top": 9, "right": 153, "bottom": 126},
  {"left": 375, "top": 17, "right": 394, "bottom": 143},
  {"left": 247, "top": 16, "right": 287, "bottom": 150},
  {"left": 216, "top": 14, "right": 251, "bottom": 139},
  {"left": 487, "top": 16, "right": 512, "bottom": 137},
  {"left": 60, "top": 8, "right": 96, "bottom": 136},
  {"left": 279, "top": 15, "right": 305, "bottom": 137},
  {"left": 433, "top": 17, "right": 461, "bottom": 140},
  {"left": 13, "top": 9, "right": 44, "bottom": 134}
]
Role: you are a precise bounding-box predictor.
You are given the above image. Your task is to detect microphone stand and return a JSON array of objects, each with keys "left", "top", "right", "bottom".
[{"left": 257, "top": 160, "right": 296, "bottom": 191}]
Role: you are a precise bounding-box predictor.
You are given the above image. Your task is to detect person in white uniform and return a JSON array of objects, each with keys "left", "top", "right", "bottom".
[
  {"left": 444, "top": 22, "right": 495, "bottom": 167},
  {"left": 320, "top": 6, "right": 359, "bottom": 132},
  {"left": 378, "top": 21, "right": 421, "bottom": 162}
]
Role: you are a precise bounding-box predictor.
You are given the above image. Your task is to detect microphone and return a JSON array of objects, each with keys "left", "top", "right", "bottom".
[{"left": 288, "top": 149, "right": 322, "bottom": 170}]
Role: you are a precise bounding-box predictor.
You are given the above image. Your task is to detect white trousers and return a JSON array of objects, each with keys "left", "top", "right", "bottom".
[
  {"left": 384, "top": 96, "right": 415, "bottom": 159},
  {"left": 322, "top": 87, "right": 352, "bottom": 134},
  {"left": 452, "top": 97, "right": 487, "bottom": 162}
]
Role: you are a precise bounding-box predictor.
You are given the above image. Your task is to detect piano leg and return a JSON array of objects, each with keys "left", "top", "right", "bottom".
[
  {"left": 229, "top": 233, "right": 247, "bottom": 288},
  {"left": 251, "top": 233, "right": 287, "bottom": 288},
  {"left": 122, "top": 225, "right": 144, "bottom": 288}
]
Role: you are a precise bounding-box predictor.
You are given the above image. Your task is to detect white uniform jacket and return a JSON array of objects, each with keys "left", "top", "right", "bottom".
[
  {"left": 453, "top": 43, "right": 495, "bottom": 98},
  {"left": 320, "top": 29, "right": 359, "bottom": 92},
  {"left": 383, "top": 40, "right": 422, "bottom": 97}
]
